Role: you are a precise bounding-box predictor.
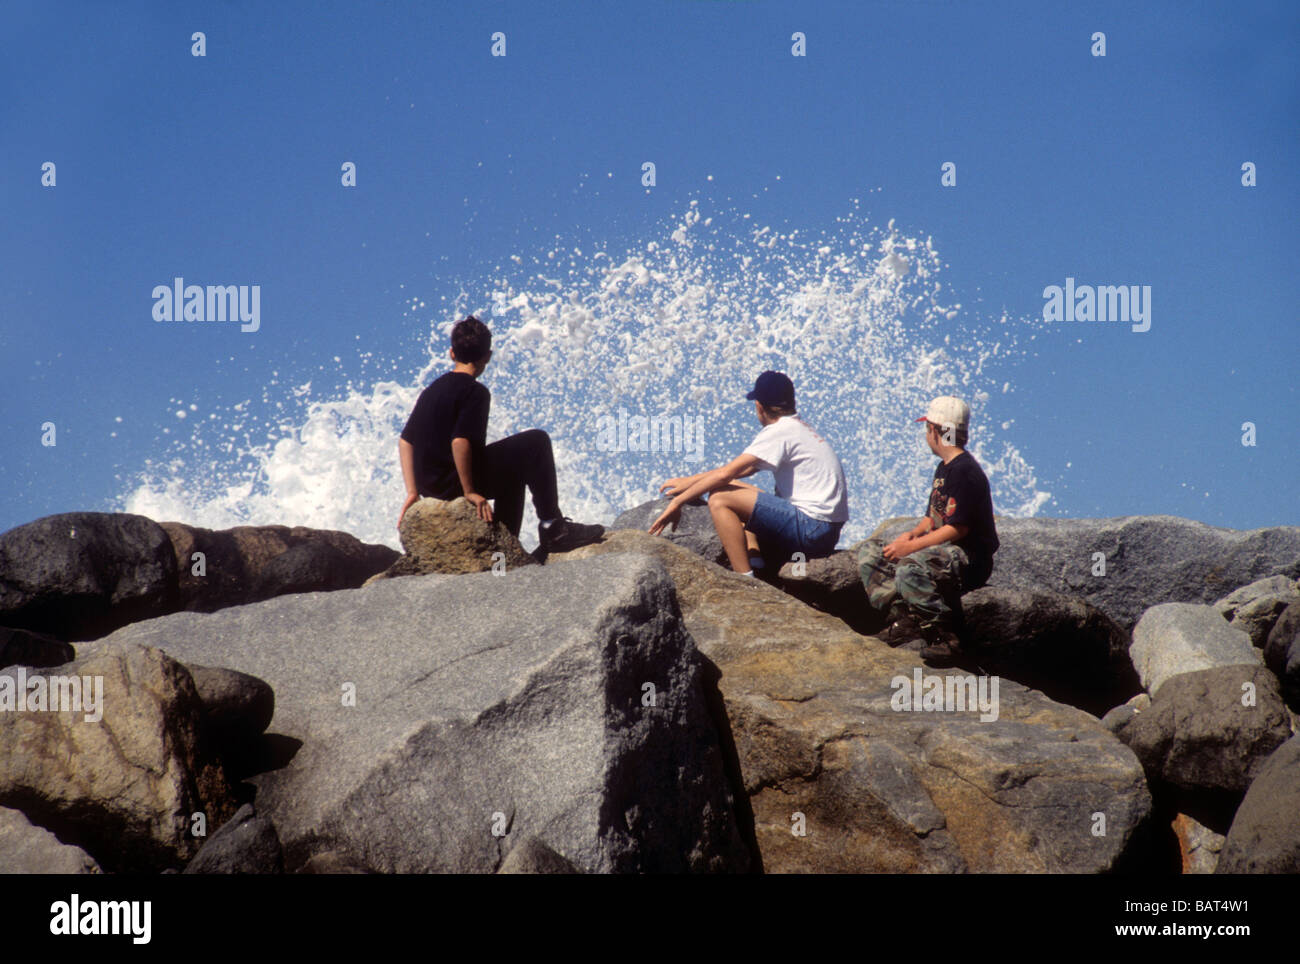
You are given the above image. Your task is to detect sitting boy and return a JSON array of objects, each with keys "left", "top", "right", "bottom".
[
  {"left": 858, "top": 396, "right": 999, "bottom": 667},
  {"left": 649, "top": 371, "right": 848, "bottom": 575},
  {"left": 397, "top": 315, "right": 604, "bottom": 558}
]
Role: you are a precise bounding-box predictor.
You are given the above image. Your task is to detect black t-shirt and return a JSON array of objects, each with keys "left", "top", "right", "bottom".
[
  {"left": 926, "top": 450, "right": 999, "bottom": 576},
  {"left": 400, "top": 372, "right": 491, "bottom": 498}
]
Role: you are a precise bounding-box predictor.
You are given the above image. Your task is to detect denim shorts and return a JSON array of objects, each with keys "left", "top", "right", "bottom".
[{"left": 746, "top": 490, "right": 843, "bottom": 559}]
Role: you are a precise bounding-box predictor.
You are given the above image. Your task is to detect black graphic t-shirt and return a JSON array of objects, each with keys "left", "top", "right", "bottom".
[
  {"left": 926, "top": 450, "right": 999, "bottom": 578},
  {"left": 400, "top": 372, "right": 491, "bottom": 498}
]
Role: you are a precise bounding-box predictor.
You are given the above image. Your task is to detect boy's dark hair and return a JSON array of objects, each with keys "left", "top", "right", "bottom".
[
  {"left": 451, "top": 316, "right": 492, "bottom": 364},
  {"left": 762, "top": 401, "right": 797, "bottom": 418}
]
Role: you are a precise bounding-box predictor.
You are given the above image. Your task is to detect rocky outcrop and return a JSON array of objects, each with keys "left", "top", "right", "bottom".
[
  {"left": 100, "top": 554, "right": 749, "bottom": 874},
  {"left": 1264, "top": 600, "right": 1300, "bottom": 708},
  {"left": 980, "top": 516, "right": 1300, "bottom": 631},
  {"left": 1129, "top": 604, "right": 1261, "bottom": 696},
  {"left": 1171, "top": 812, "right": 1223, "bottom": 875},
  {"left": 552, "top": 531, "right": 1152, "bottom": 873},
  {"left": 1217, "top": 734, "right": 1300, "bottom": 873},
  {"left": 366, "top": 497, "right": 537, "bottom": 582},
  {"left": 1100, "top": 693, "right": 1150, "bottom": 733},
  {"left": 0, "top": 645, "right": 235, "bottom": 872},
  {"left": 1110, "top": 665, "right": 1291, "bottom": 796},
  {"left": 0, "top": 513, "right": 399, "bottom": 641},
  {"left": 0, "top": 512, "right": 178, "bottom": 641},
  {"left": 774, "top": 550, "right": 882, "bottom": 635},
  {"left": 162, "top": 521, "right": 398, "bottom": 611},
  {"left": 611, "top": 498, "right": 727, "bottom": 567},
  {"left": 0, "top": 626, "right": 74, "bottom": 669},
  {"left": 497, "top": 837, "right": 582, "bottom": 874},
  {"left": 0, "top": 806, "right": 101, "bottom": 874},
  {"left": 187, "top": 664, "right": 275, "bottom": 751},
  {"left": 1214, "top": 575, "right": 1300, "bottom": 648},
  {"left": 960, "top": 585, "right": 1138, "bottom": 717},
  {"left": 183, "top": 804, "right": 284, "bottom": 874},
  {"left": 297, "top": 851, "right": 370, "bottom": 874}
]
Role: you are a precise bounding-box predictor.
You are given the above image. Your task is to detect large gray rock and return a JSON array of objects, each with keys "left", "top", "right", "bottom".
[
  {"left": 960, "top": 585, "right": 1138, "bottom": 717},
  {"left": 161, "top": 522, "right": 398, "bottom": 611},
  {"left": 99, "top": 554, "right": 749, "bottom": 874},
  {"left": 1130, "top": 603, "right": 1260, "bottom": 696},
  {"left": 612, "top": 498, "right": 727, "bottom": 567},
  {"left": 0, "top": 645, "right": 235, "bottom": 872},
  {"left": 183, "top": 804, "right": 283, "bottom": 874},
  {"left": 1111, "top": 665, "right": 1291, "bottom": 796},
  {"left": 0, "top": 806, "right": 101, "bottom": 874},
  {"left": 1217, "top": 735, "right": 1300, "bottom": 873},
  {"left": 1214, "top": 575, "right": 1300, "bottom": 648},
  {"left": 774, "top": 550, "right": 882, "bottom": 635},
  {"left": 982, "top": 516, "right": 1300, "bottom": 632},
  {"left": 186, "top": 664, "right": 275, "bottom": 749},
  {"left": 1264, "top": 599, "right": 1300, "bottom": 708},
  {"left": 0, "top": 512, "right": 178, "bottom": 641},
  {"left": 553, "top": 531, "right": 1153, "bottom": 874},
  {"left": 1100, "top": 693, "right": 1150, "bottom": 733}
]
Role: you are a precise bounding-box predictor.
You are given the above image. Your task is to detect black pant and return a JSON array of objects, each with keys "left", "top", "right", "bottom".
[{"left": 463, "top": 429, "right": 562, "bottom": 537}]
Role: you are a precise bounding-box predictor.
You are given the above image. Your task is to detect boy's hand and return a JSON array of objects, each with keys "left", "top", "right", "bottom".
[
  {"left": 397, "top": 493, "right": 419, "bottom": 531},
  {"left": 659, "top": 478, "right": 690, "bottom": 497},
  {"left": 882, "top": 535, "right": 914, "bottom": 561},
  {"left": 465, "top": 492, "right": 494, "bottom": 523},
  {"left": 648, "top": 503, "right": 681, "bottom": 536}
]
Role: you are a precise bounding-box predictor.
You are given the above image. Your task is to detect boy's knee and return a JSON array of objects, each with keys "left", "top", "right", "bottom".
[
  {"left": 896, "top": 555, "right": 927, "bottom": 578},
  {"left": 895, "top": 558, "right": 931, "bottom": 594}
]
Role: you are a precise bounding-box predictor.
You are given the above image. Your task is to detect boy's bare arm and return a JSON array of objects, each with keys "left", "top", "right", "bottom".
[
  {"left": 884, "top": 518, "right": 966, "bottom": 560},
  {"left": 908, "top": 523, "right": 968, "bottom": 551},
  {"left": 660, "top": 459, "right": 757, "bottom": 497},
  {"left": 650, "top": 453, "right": 759, "bottom": 535},
  {"left": 672, "top": 454, "right": 759, "bottom": 506},
  {"left": 397, "top": 438, "right": 419, "bottom": 529},
  {"left": 450, "top": 437, "right": 476, "bottom": 494},
  {"left": 452, "top": 437, "right": 493, "bottom": 522},
  {"left": 399, "top": 438, "right": 417, "bottom": 496}
]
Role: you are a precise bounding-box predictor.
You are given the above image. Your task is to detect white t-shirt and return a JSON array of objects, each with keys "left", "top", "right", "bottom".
[{"left": 742, "top": 416, "right": 849, "bottom": 523}]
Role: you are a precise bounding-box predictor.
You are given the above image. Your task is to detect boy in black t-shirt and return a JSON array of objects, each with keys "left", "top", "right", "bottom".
[
  {"left": 397, "top": 316, "right": 604, "bottom": 558},
  {"left": 858, "top": 396, "right": 999, "bottom": 667}
]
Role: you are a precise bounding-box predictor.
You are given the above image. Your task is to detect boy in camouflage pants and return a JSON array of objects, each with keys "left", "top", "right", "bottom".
[{"left": 859, "top": 397, "right": 998, "bottom": 667}]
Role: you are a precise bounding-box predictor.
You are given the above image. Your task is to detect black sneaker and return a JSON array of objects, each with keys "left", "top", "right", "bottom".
[
  {"left": 919, "top": 624, "right": 962, "bottom": 668},
  {"left": 883, "top": 613, "right": 925, "bottom": 647},
  {"left": 537, "top": 518, "right": 605, "bottom": 557}
]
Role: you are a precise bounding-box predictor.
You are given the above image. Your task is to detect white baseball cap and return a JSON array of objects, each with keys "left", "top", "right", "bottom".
[{"left": 915, "top": 396, "right": 970, "bottom": 433}]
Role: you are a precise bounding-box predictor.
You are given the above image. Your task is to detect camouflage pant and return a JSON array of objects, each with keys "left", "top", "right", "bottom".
[{"left": 857, "top": 538, "right": 970, "bottom": 629}]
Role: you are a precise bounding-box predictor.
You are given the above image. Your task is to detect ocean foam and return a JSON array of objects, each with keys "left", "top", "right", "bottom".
[{"left": 122, "top": 202, "right": 1050, "bottom": 551}]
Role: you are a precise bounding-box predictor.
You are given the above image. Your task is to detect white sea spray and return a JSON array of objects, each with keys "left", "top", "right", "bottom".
[{"left": 122, "top": 202, "right": 1050, "bottom": 550}]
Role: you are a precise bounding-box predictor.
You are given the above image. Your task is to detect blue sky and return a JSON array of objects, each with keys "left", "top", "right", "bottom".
[{"left": 2, "top": 0, "right": 1297, "bottom": 540}]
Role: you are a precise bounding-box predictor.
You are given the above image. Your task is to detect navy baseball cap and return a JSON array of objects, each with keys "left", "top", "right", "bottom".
[{"left": 746, "top": 371, "right": 795, "bottom": 407}]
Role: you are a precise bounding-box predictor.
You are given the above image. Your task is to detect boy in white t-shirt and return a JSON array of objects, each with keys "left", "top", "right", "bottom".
[{"left": 649, "top": 371, "right": 849, "bottom": 576}]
